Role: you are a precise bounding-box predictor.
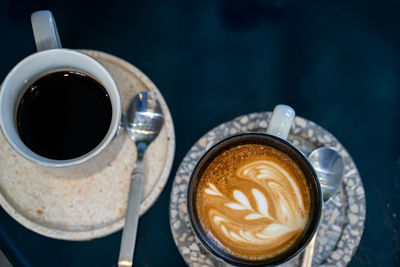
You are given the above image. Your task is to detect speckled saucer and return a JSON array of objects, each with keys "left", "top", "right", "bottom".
[
  {"left": 169, "top": 112, "right": 365, "bottom": 267},
  {"left": 0, "top": 50, "right": 175, "bottom": 241}
]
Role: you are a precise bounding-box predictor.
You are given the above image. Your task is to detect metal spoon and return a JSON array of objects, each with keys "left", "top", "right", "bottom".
[
  {"left": 301, "top": 147, "right": 344, "bottom": 267},
  {"left": 118, "top": 92, "right": 164, "bottom": 267}
]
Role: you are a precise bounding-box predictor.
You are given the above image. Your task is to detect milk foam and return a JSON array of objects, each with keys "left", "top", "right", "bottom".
[
  {"left": 196, "top": 144, "right": 310, "bottom": 260},
  {"left": 203, "top": 159, "right": 307, "bottom": 247}
]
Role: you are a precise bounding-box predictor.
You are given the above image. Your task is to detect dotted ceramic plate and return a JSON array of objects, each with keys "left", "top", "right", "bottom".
[
  {"left": 0, "top": 50, "right": 175, "bottom": 240},
  {"left": 169, "top": 112, "right": 365, "bottom": 267}
]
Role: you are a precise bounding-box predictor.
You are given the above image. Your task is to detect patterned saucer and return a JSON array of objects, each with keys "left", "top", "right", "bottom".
[
  {"left": 169, "top": 112, "right": 365, "bottom": 267},
  {"left": 0, "top": 50, "right": 175, "bottom": 240}
]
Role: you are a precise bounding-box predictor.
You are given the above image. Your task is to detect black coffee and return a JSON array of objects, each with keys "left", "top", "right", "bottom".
[{"left": 16, "top": 71, "right": 112, "bottom": 160}]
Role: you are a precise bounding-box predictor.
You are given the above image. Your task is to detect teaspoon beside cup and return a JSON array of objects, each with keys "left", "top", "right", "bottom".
[
  {"left": 118, "top": 92, "right": 164, "bottom": 267},
  {"left": 301, "top": 147, "right": 344, "bottom": 267}
]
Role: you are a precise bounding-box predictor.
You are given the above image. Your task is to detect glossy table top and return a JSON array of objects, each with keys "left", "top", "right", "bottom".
[{"left": 0, "top": 0, "right": 399, "bottom": 266}]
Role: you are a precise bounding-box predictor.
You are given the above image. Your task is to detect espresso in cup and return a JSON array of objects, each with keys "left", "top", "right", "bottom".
[
  {"left": 196, "top": 143, "right": 311, "bottom": 260},
  {"left": 188, "top": 133, "right": 322, "bottom": 266},
  {"left": 17, "top": 70, "right": 112, "bottom": 160}
]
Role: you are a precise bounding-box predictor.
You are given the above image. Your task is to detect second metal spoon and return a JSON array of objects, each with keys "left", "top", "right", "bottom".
[{"left": 301, "top": 147, "right": 344, "bottom": 267}]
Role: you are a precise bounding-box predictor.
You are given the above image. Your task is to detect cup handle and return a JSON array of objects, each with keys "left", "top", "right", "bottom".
[
  {"left": 266, "top": 104, "right": 295, "bottom": 140},
  {"left": 31, "top": 10, "right": 62, "bottom": 51}
]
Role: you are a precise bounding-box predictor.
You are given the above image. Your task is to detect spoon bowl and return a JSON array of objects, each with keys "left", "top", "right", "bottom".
[
  {"left": 308, "top": 147, "right": 344, "bottom": 203},
  {"left": 126, "top": 92, "right": 164, "bottom": 144}
]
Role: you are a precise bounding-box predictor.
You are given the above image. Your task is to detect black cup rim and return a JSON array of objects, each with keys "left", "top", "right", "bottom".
[{"left": 187, "top": 133, "right": 322, "bottom": 266}]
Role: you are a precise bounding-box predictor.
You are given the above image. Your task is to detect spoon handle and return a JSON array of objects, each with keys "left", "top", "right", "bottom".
[
  {"left": 301, "top": 231, "right": 317, "bottom": 267},
  {"left": 118, "top": 161, "right": 145, "bottom": 267}
]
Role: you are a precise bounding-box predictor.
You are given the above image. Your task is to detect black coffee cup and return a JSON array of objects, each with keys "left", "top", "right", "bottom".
[{"left": 187, "top": 105, "right": 323, "bottom": 266}]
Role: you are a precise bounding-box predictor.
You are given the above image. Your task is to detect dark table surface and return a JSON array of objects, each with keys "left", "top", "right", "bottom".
[{"left": 1, "top": 0, "right": 399, "bottom": 266}]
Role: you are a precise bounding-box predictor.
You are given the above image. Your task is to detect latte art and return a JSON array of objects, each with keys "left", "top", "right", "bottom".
[
  {"left": 196, "top": 144, "right": 310, "bottom": 260},
  {"left": 205, "top": 160, "right": 306, "bottom": 244}
]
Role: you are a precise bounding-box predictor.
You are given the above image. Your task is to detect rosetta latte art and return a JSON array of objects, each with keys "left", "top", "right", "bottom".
[
  {"left": 196, "top": 144, "right": 310, "bottom": 259},
  {"left": 204, "top": 160, "right": 307, "bottom": 246}
]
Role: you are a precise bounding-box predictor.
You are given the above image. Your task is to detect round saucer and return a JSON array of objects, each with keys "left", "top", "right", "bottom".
[
  {"left": 0, "top": 50, "right": 175, "bottom": 240},
  {"left": 169, "top": 112, "right": 365, "bottom": 267}
]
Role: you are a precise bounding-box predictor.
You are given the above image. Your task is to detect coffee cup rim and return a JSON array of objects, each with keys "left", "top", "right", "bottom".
[
  {"left": 187, "top": 132, "right": 322, "bottom": 266},
  {"left": 0, "top": 48, "right": 122, "bottom": 168}
]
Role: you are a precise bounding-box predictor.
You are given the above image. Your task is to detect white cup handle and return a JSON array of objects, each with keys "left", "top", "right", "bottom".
[
  {"left": 266, "top": 104, "right": 295, "bottom": 140},
  {"left": 31, "top": 10, "right": 62, "bottom": 51}
]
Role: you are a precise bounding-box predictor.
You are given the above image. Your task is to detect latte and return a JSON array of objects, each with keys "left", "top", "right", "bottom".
[{"left": 196, "top": 144, "right": 311, "bottom": 260}]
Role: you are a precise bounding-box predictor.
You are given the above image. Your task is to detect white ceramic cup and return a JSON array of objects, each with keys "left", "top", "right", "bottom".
[{"left": 0, "top": 10, "right": 122, "bottom": 168}]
